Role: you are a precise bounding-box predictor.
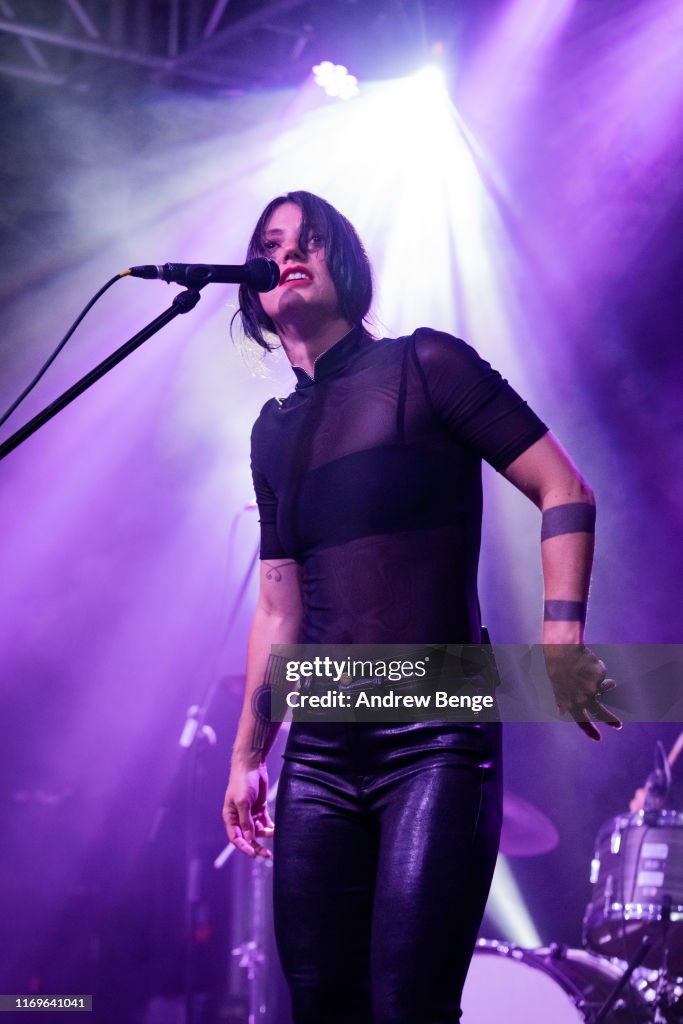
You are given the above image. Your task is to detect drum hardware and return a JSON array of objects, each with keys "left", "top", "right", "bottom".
[
  {"left": 584, "top": 816, "right": 683, "bottom": 1022},
  {"left": 634, "top": 965, "right": 683, "bottom": 1024},
  {"left": 461, "top": 941, "right": 651, "bottom": 1022},
  {"left": 583, "top": 810, "right": 683, "bottom": 975},
  {"left": 643, "top": 743, "right": 672, "bottom": 823},
  {"left": 645, "top": 898, "right": 683, "bottom": 1024},
  {"left": 594, "top": 934, "right": 654, "bottom": 1024},
  {"left": 583, "top": 735, "right": 683, "bottom": 1022},
  {"left": 464, "top": 736, "right": 683, "bottom": 1021}
]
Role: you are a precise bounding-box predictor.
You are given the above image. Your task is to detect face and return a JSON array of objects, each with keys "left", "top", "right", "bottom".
[{"left": 257, "top": 202, "right": 342, "bottom": 330}]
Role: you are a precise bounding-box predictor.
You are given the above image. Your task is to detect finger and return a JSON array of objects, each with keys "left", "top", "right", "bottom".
[
  {"left": 228, "top": 820, "right": 273, "bottom": 858},
  {"left": 564, "top": 702, "right": 590, "bottom": 725},
  {"left": 588, "top": 698, "right": 622, "bottom": 729},
  {"left": 227, "top": 823, "right": 257, "bottom": 857},
  {"left": 236, "top": 798, "right": 255, "bottom": 843},
  {"left": 223, "top": 797, "right": 263, "bottom": 857},
  {"left": 223, "top": 803, "right": 241, "bottom": 841},
  {"left": 576, "top": 708, "right": 601, "bottom": 742},
  {"left": 235, "top": 838, "right": 257, "bottom": 858},
  {"left": 251, "top": 840, "right": 273, "bottom": 860},
  {"left": 254, "top": 815, "right": 275, "bottom": 836},
  {"left": 234, "top": 820, "right": 272, "bottom": 858},
  {"left": 597, "top": 677, "right": 618, "bottom": 694},
  {"left": 602, "top": 709, "right": 623, "bottom": 728}
]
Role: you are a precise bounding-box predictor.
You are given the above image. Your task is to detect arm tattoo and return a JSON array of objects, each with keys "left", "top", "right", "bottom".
[
  {"left": 541, "top": 502, "right": 595, "bottom": 542},
  {"left": 250, "top": 653, "right": 289, "bottom": 753},
  {"left": 264, "top": 559, "right": 296, "bottom": 582}
]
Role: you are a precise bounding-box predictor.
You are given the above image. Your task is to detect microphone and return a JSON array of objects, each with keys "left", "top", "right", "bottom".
[{"left": 128, "top": 257, "right": 280, "bottom": 292}]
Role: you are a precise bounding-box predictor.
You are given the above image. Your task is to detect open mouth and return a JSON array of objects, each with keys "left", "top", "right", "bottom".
[{"left": 281, "top": 267, "right": 313, "bottom": 285}]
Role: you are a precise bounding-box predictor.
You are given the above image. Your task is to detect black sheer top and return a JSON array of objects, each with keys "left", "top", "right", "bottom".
[{"left": 251, "top": 326, "right": 548, "bottom": 645}]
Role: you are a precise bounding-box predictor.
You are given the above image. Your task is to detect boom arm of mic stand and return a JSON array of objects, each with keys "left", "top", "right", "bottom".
[{"left": 0, "top": 286, "right": 203, "bottom": 463}]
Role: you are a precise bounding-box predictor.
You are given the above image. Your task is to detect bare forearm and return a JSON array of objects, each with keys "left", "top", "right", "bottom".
[
  {"left": 540, "top": 484, "right": 596, "bottom": 643},
  {"left": 232, "top": 604, "right": 301, "bottom": 769},
  {"left": 502, "top": 436, "right": 618, "bottom": 737},
  {"left": 501, "top": 434, "right": 596, "bottom": 642}
]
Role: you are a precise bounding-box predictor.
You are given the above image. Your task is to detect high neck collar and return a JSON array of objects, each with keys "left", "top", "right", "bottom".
[{"left": 291, "top": 326, "right": 371, "bottom": 389}]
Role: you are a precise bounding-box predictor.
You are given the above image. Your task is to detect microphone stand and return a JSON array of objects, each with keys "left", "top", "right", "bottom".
[
  {"left": 159, "top": 529, "right": 260, "bottom": 1024},
  {"left": 0, "top": 286, "right": 202, "bottom": 462}
]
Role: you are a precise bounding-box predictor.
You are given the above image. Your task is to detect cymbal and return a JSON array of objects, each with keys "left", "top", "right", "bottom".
[{"left": 500, "top": 791, "right": 559, "bottom": 857}]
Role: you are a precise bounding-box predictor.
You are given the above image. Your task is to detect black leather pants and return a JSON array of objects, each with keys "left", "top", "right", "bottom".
[{"left": 273, "top": 721, "right": 502, "bottom": 1024}]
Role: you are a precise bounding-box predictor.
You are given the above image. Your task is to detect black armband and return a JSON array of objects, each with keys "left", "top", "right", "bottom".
[{"left": 541, "top": 502, "right": 595, "bottom": 541}]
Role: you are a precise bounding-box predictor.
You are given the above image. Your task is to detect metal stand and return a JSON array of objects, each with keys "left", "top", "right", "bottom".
[
  {"left": 594, "top": 935, "right": 654, "bottom": 1023},
  {"left": 594, "top": 899, "right": 676, "bottom": 1024},
  {"left": 183, "top": 711, "right": 217, "bottom": 1024},
  {"left": 214, "top": 774, "right": 280, "bottom": 1023},
  {"left": 232, "top": 857, "right": 272, "bottom": 1024},
  {"left": 652, "top": 897, "right": 674, "bottom": 1024}
]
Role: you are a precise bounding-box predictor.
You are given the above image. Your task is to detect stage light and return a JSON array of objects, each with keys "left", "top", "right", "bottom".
[
  {"left": 487, "top": 856, "right": 542, "bottom": 947},
  {"left": 312, "top": 60, "right": 359, "bottom": 100},
  {"left": 411, "top": 64, "right": 449, "bottom": 98}
]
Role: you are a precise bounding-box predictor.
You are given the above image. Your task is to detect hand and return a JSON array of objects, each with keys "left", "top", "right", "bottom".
[
  {"left": 542, "top": 643, "right": 622, "bottom": 742},
  {"left": 629, "top": 786, "right": 646, "bottom": 813},
  {"left": 223, "top": 761, "right": 275, "bottom": 858}
]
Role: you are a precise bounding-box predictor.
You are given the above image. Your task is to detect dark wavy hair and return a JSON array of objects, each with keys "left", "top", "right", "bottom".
[{"left": 234, "top": 191, "right": 373, "bottom": 352}]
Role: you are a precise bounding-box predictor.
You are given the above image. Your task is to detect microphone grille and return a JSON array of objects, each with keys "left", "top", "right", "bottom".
[{"left": 246, "top": 257, "right": 280, "bottom": 292}]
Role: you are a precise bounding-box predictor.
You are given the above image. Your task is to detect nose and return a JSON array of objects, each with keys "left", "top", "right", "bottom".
[{"left": 282, "top": 235, "right": 306, "bottom": 263}]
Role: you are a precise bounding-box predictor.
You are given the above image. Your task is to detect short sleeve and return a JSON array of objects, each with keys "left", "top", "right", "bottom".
[
  {"left": 412, "top": 328, "right": 549, "bottom": 471},
  {"left": 250, "top": 410, "right": 289, "bottom": 560}
]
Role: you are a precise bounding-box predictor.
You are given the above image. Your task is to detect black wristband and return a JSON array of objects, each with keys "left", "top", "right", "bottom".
[{"left": 544, "top": 599, "right": 587, "bottom": 623}]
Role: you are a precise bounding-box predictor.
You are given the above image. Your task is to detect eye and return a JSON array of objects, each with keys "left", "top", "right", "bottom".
[
  {"left": 262, "top": 239, "right": 278, "bottom": 251},
  {"left": 308, "top": 233, "right": 325, "bottom": 249}
]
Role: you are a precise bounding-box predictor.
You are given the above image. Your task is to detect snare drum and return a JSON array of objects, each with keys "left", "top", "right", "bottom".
[
  {"left": 584, "top": 810, "right": 683, "bottom": 973},
  {"left": 461, "top": 942, "right": 649, "bottom": 1023}
]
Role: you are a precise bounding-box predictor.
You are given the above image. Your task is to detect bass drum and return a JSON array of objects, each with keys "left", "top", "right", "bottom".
[{"left": 461, "top": 941, "right": 650, "bottom": 1023}]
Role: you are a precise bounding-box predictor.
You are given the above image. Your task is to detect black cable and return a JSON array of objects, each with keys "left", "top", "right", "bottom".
[{"left": 0, "top": 270, "right": 129, "bottom": 429}]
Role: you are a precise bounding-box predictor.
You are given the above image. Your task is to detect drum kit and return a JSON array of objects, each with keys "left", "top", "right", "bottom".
[{"left": 463, "top": 738, "right": 683, "bottom": 1024}]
